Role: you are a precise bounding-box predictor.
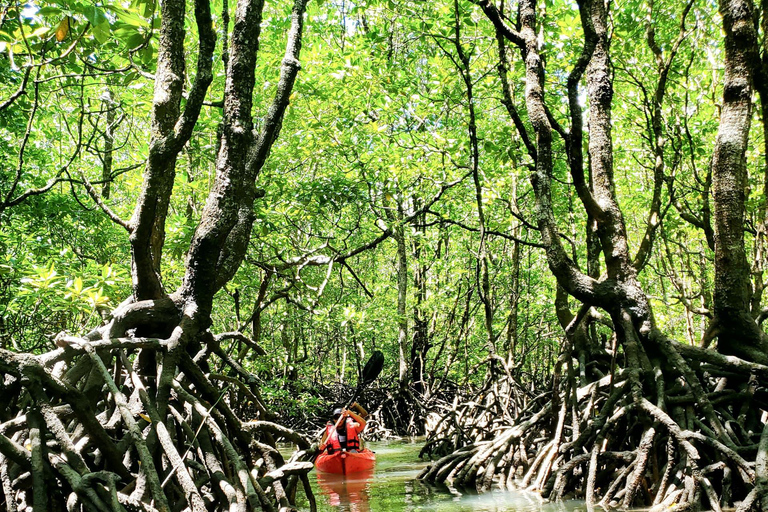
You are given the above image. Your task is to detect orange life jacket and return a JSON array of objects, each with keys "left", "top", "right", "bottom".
[{"left": 324, "top": 418, "right": 361, "bottom": 453}]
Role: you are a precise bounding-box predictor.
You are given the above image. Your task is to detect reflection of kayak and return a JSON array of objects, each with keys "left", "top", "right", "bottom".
[
  {"left": 316, "top": 449, "right": 376, "bottom": 474},
  {"left": 317, "top": 466, "right": 373, "bottom": 511}
]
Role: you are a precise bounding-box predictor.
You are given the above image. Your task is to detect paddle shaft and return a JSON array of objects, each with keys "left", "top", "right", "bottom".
[
  {"left": 314, "top": 351, "right": 384, "bottom": 461},
  {"left": 332, "top": 350, "right": 383, "bottom": 430}
]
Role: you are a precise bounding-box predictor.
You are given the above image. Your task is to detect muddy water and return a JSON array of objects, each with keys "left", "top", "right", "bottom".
[{"left": 292, "top": 439, "right": 587, "bottom": 512}]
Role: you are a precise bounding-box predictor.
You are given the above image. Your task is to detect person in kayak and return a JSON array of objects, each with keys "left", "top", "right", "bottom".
[{"left": 320, "top": 403, "right": 367, "bottom": 454}]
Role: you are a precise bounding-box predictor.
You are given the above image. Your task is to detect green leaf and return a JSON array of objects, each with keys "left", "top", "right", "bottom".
[
  {"left": 39, "top": 7, "right": 63, "bottom": 17},
  {"left": 92, "top": 20, "right": 110, "bottom": 43},
  {"left": 83, "top": 6, "right": 108, "bottom": 27},
  {"left": 114, "top": 26, "right": 144, "bottom": 48},
  {"left": 30, "top": 26, "right": 51, "bottom": 39},
  {"left": 139, "top": 43, "right": 154, "bottom": 64},
  {"left": 130, "top": 0, "right": 154, "bottom": 19},
  {"left": 141, "top": 0, "right": 154, "bottom": 18},
  {"left": 115, "top": 8, "right": 150, "bottom": 28},
  {"left": 126, "top": 32, "right": 144, "bottom": 48}
]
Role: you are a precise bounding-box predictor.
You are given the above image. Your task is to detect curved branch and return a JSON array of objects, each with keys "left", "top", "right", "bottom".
[
  {"left": 475, "top": 0, "right": 525, "bottom": 48},
  {"left": 0, "top": 66, "right": 31, "bottom": 111},
  {"left": 128, "top": 0, "right": 213, "bottom": 299},
  {"left": 170, "top": 0, "right": 216, "bottom": 150},
  {"left": 180, "top": 0, "right": 309, "bottom": 311},
  {"left": 214, "top": 331, "right": 266, "bottom": 355},
  {"left": 423, "top": 210, "right": 546, "bottom": 248},
  {"left": 565, "top": 0, "right": 602, "bottom": 219},
  {"left": 3, "top": 68, "right": 40, "bottom": 208},
  {"left": 506, "top": 0, "right": 603, "bottom": 305},
  {"left": 496, "top": 33, "right": 536, "bottom": 162},
  {"left": 78, "top": 170, "right": 132, "bottom": 232}
]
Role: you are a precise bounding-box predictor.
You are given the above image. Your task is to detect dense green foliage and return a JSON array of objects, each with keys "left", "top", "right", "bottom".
[{"left": 0, "top": 0, "right": 763, "bottom": 420}]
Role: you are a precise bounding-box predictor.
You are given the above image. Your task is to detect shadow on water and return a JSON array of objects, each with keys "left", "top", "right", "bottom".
[{"left": 294, "top": 439, "right": 587, "bottom": 512}]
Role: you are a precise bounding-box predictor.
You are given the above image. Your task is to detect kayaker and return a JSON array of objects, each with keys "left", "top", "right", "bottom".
[{"left": 320, "top": 403, "right": 367, "bottom": 454}]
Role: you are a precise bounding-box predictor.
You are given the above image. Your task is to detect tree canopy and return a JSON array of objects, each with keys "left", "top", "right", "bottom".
[{"left": 2, "top": 0, "right": 768, "bottom": 509}]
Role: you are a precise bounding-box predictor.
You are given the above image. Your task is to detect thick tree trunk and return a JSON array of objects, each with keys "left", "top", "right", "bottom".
[
  {"left": 712, "top": 0, "right": 768, "bottom": 363},
  {"left": 129, "top": 0, "right": 215, "bottom": 300}
]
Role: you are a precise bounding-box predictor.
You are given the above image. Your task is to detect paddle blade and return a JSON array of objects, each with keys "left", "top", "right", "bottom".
[{"left": 362, "top": 350, "right": 384, "bottom": 385}]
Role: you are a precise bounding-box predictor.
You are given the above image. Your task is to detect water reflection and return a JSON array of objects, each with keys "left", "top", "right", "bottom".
[
  {"left": 293, "top": 440, "right": 587, "bottom": 512},
  {"left": 401, "top": 477, "right": 565, "bottom": 512},
  {"left": 316, "top": 467, "right": 374, "bottom": 512}
]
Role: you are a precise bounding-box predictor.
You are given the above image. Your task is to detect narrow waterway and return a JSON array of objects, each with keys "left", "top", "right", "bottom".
[{"left": 293, "top": 439, "right": 587, "bottom": 512}]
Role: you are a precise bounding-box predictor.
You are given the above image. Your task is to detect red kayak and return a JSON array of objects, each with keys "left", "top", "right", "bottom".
[{"left": 315, "top": 449, "right": 375, "bottom": 474}]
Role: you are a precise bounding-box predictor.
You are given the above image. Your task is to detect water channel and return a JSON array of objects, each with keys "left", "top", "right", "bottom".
[{"left": 291, "top": 439, "right": 588, "bottom": 512}]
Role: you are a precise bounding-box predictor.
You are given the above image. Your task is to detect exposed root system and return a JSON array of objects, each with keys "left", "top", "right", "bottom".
[
  {"left": 419, "top": 342, "right": 768, "bottom": 511},
  {"left": 0, "top": 300, "right": 315, "bottom": 512}
]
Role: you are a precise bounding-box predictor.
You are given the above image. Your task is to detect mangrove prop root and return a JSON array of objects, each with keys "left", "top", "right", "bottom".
[
  {"left": 418, "top": 342, "right": 768, "bottom": 510},
  {"left": 0, "top": 323, "right": 314, "bottom": 511}
]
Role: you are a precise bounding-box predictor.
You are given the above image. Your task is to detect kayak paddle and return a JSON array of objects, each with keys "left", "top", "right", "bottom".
[{"left": 311, "top": 350, "right": 385, "bottom": 461}]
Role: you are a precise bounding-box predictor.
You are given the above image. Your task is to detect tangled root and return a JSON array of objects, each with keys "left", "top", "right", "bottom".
[
  {"left": 419, "top": 341, "right": 768, "bottom": 511},
  {"left": 0, "top": 311, "right": 315, "bottom": 512}
]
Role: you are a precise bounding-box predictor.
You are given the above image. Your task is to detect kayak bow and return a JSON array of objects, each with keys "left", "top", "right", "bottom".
[{"left": 315, "top": 449, "right": 375, "bottom": 475}]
